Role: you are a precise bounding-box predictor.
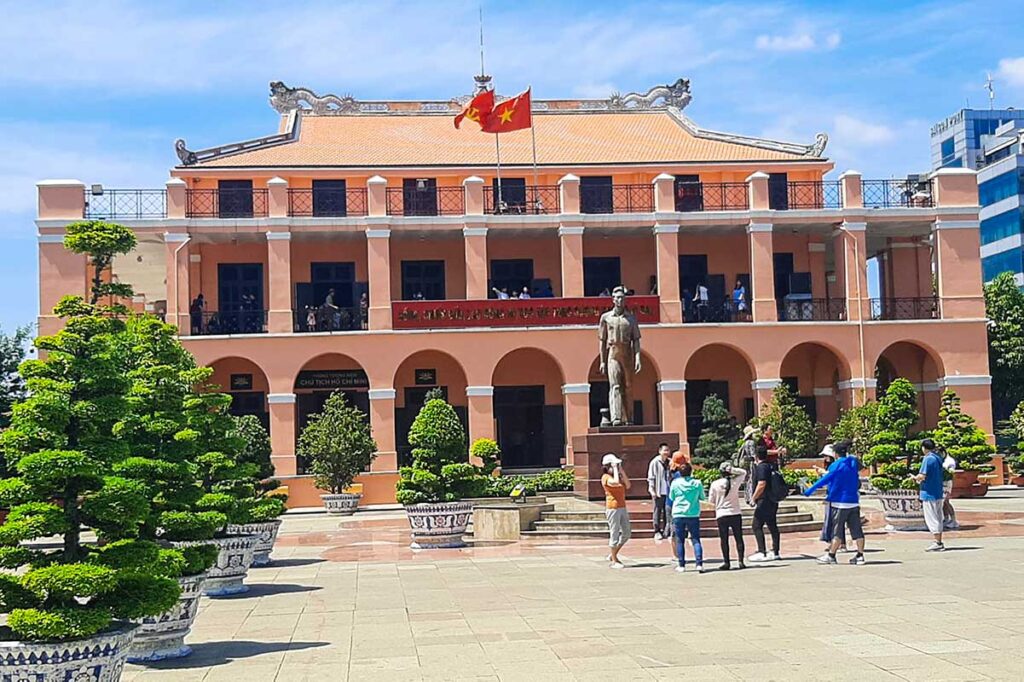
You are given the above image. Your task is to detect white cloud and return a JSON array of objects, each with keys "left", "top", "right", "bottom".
[
  {"left": 996, "top": 57, "right": 1024, "bottom": 87},
  {"left": 755, "top": 29, "right": 841, "bottom": 52},
  {"left": 833, "top": 114, "right": 896, "bottom": 145}
]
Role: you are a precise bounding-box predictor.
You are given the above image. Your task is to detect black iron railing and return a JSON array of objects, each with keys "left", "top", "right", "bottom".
[
  {"left": 482, "top": 185, "right": 560, "bottom": 214},
  {"left": 186, "top": 189, "right": 269, "bottom": 218},
  {"left": 786, "top": 181, "right": 843, "bottom": 209},
  {"left": 294, "top": 307, "right": 364, "bottom": 332},
  {"left": 777, "top": 298, "right": 846, "bottom": 321},
  {"left": 84, "top": 189, "right": 167, "bottom": 219},
  {"left": 287, "top": 188, "right": 368, "bottom": 217},
  {"left": 580, "top": 184, "right": 655, "bottom": 214},
  {"left": 674, "top": 182, "right": 749, "bottom": 212},
  {"left": 683, "top": 299, "right": 752, "bottom": 323},
  {"left": 386, "top": 187, "right": 465, "bottom": 216},
  {"left": 862, "top": 179, "right": 934, "bottom": 208},
  {"left": 192, "top": 310, "right": 267, "bottom": 335},
  {"left": 869, "top": 297, "right": 939, "bottom": 320}
]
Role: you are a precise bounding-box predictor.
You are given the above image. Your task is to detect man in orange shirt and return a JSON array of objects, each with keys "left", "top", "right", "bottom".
[{"left": 602, "top": 453, "right": 631, "bottom": 568}]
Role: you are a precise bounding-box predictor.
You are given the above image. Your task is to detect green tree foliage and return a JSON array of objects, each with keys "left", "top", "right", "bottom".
[
  {"left": 395, "top": 398, "right": 486, "bottom": 504},
  {"left": 693, "top": 394, "right": 740, "bottom": 467},
  {"left": 1007, "top": 401, "right": 1024, "bottom": 475},
  {"left": 828, "top": 401, "right": 881, "bottom": 458},
  {"left": 469, "top": 438, "right": 501, "bottom": 477},
  {"left": 234, "top": 414, "right": 274, "bottom": 480},
  {"left": 297, "top": 391, "right": 378, "bottom": 494},
  {"left": 0, "top": 325, "right": 32, "bottom": 431},
  {"left": 865, "top": 378, "right": 921, "bottom": 491},
  {"left": 931, "top": 390, "right": 995, "bottom": 472},
  {"left": 756, "top": 383, "right": 817, "bottom": 462},
  {"left": 984, "top": 272, "right": 1024, "bottom": 417},
  {"left": 63, "top": 220, "right": 137, "bottom": 306}
]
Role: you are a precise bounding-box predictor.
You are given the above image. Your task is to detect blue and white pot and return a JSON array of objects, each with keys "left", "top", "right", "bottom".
[
  {"left": 0, "top": 621, "right": 137, "bottom": 681},
  {"left": 173, "top": 534, "right": 257, "bottom": 596},
  {"left": 128, "top": 572, "right": 206, "bottom": 662},
  {"left": 404, "top": 501, "right": 472, "bottom": 549},
  {"left": 227, "top": 519, "right": 282, "bottom": 567}
]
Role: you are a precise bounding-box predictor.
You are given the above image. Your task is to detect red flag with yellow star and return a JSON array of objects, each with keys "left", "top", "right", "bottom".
[
  {"left": 454, "top": 89, "right": 495, "bottom": 129},
  {"left": 482, "top": 88, "right": 532, "bottom": 133}
]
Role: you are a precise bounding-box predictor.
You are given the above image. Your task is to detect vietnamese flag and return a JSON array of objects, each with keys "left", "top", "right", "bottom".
[
  {"left": 482, "top": 88, "right": 532, "bottom": 133},
  {"left": 454, "top": 89, "right": 495, "bottom": 129}
]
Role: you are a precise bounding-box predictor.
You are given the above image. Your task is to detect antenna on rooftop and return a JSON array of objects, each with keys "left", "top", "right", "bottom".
[
  {"left": 473, "top": 2, "right": 492, "bottom": 93},
  {"left": 985, "top": 72, "right": 995, "bottom": 109}
]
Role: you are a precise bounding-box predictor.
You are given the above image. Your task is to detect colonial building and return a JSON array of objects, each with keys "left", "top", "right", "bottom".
[{"left": 37, "top": 79, "right": 990, "bottom": 505}]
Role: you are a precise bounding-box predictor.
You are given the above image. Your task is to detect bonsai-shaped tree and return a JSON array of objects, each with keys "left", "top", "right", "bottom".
[
  {"left": 235, "top": 413, "right": 274, "bottom": 480},
  {"left": 297, "top": 391, "right": 378, "bottom": 495},
  {"left": 756, "top": 383, "right": 817, "bottom": 462},
  {"left": 930, "top": 390, "right": 995, "bottom": 472},
  {"left": 469, "top": 438, "right": 501, "bottom": 477},
  {"left": 828, "top": 400, "right": 881, "bottom": 458},
  {"left": 865, "top": 378, "right": 920, "bottom": 491},
  {"left": 63, "top": 220, "right": 137, "bottom": 307},
  {"left": 1007, "top": 400, "right": 1024, "bottom": 476},
  {"left": 693, "top": 394, "right": 740, "bottom": 468},
  {"left": 395, "top": 398, "right": 486, "bottom": 504}
]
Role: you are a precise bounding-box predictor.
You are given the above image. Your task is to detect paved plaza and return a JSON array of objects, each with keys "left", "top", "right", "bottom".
[{"left": 124, "top": 491, "right": 1024, "bottom": 681}]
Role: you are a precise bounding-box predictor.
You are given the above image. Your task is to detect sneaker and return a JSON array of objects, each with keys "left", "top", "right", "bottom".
[
  {"left": 718, "top": 563, "right": 731, "bottom": 571},
  {"left": 653, "top": 532, "right": 664, "bottom": 541},
  {"left": 817, "top": 553, "right": 837, "bottom": 565},
  {"left": 610, "top": 561, "right": 625, "bottom": 569},
  {"left": 925, "top": 542, "right": 946, "bottom": 553},
  {"left": 697, "top": 564, "right": 706, "bottom": 574},
  {"left": 737, "top": 562, "right": 746, "bottom": 570},
  {"left": 944, "top": 521, "right": 960, "bottom": 530},
  {"left": 768, "top": 551, "right": 782, "bottom": 561},
  {"left": 747, "top": 552, "right": 769, "bottom": 563},
  {"left": 850, "top": 554, "right": 866, "bottom": 565},
  {"left": 675, "top": 565, "right": 686, "bottom": 573}
]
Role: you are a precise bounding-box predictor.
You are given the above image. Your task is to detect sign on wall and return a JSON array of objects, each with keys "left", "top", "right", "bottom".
[
  {"left": 230, "top": 374, "right": 253, "bottom": 391},
  {"left": 295, "top": 369, "right": 369, "bottom": 390},
  {"left": 415, "top": 369, "right": 437, "bottom": 385}
]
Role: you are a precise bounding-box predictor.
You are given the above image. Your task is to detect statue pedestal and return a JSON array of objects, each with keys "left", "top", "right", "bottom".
[{"left": 572, "top": 428, "right": 680, "bottom": 500}]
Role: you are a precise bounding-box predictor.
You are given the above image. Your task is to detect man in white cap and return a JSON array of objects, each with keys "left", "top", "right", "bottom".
[{"left": 601, "top": 453, "right": 631, "bottom": 568}]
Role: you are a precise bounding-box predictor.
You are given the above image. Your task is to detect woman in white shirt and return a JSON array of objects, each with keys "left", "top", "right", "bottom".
[{"left": 708, "top": 462, "right": 747, "bottom": 570}]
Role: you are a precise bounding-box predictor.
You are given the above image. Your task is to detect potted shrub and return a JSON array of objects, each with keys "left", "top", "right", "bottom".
[
  {"left": 754, "top": 383, "right": 818, "bottom": 464},
  {"left": 1009, "top": 401, "right": 1024, "bottom": 486},
  {"left": 469, "top": 438, "right": 501, "bottom": 477},
  {"left": 693, "top": 395, "right": 741, "bottom": 468},
  {"left": 297, "top": 392, "right": 378, "bottom": 515},
  {"left": 863, "top": 378, "right": 926, "bottom": 530},
  {"left": 395, "top": 398, "right": 487, "bottom": 548},
  {"left": 932, "top": 390, "right": 996, "bottom": 498}
]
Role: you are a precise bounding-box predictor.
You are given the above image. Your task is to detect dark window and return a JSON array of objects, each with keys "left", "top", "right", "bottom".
[
  {"left": 583, "top": 257, "right": 621, "bottom": 297},
  {"left": 494, "top": 386, "right": 549, "bottom": 468},
  {"left": 312, "top": 179, "right": 347, "bottom": 217},
  {"left": 216, "top": 263, "right": 264, "bottom": 334},
  {"left": 679, "top": 254, "right": 709, "bottom": 305},
  {"left": 767, "top": 173, "right": 789, "bottom": 210},
  {"left": 674, "top": 174, "right": 703, "bottom": 212},
  {"left": 311, "top": 262, "right": 356, "bottom": 308},
  {"left": 402, "top": 260, "right": 446, "bottom": 300},
  {"left": 490, "top": 259, "right": 534, "bottom": 297},
  {"left": 978, "top": 169, "right": 1022, "bottom": 207},
  {"left": 491, "top": 177, "right": 527, "bottom": 213},
  {"left": 980, "top": 209, "right": 1024, "bottom": 246},
  {"left": 940, "top": 137, "right": 956, "bottom": 166},
  {"left": 580, "top": 176, "right": 614, "bottom": 214},
  {"left": 402, "top": 178, "right": 438, "bottom": 216},
  {"left": 218, "top": 179, "right": 253, "bottom": 218},
  {"left": 982, "top": 247, "right": 1023, "bottom": 282},
  {"left": 773, "top": 253, "right": 794, "bottom": 299}
]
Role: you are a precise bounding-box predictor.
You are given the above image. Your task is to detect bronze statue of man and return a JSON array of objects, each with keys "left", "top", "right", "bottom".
[{"left": 598, "top": 286, "right": 642, "bottom": 426}]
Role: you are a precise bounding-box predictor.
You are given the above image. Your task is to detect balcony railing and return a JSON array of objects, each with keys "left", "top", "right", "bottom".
[
  {"left": 192, "top": 310, "right": 267, "bottom": 335},
  {"left": 294, "top": 306, "right": 364, "bottom": 332},
  {"left": 287, "top": 188, "right": 368, "bottom": 217},
  {"left": 580, "top": 184, "right": 655, "bottom": 214},
  {"left": 84, "top": 189, "right": 167, "bottom": 219},
  {"left": 482, "top": 185, "right": 560, "bottom": 214},
  {"left": 186, "top": 189, "right": 269, "bottom": 218},
  {"left": 683, "top": 299, "right": 751, "bottom": 324},
  {"left": 777, "top": 298, "right": 846, "bottom": 321},
  {"left": 393, "top": 296, "right": 660, "bottom": 329},
  {"left": 786, "top": 181, "right": 843, "bottom": 209},
  {"left": 863, "top": 179, "right": 935, "bottom": 209},
  {"left": 386, "top": 187, "right": 465, "bottom": 216},
  {"left": 869, "top": 297, "right": 939, "bottom": 321},
  {"left": 675, "top": 182, "right": 749, "bottom": 212}
]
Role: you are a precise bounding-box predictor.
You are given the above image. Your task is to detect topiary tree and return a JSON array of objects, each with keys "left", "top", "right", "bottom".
[
  {"left": 395, "top": 398, "right": 486, "bottom": 504},
  {"left": 297, "top": 391, "right": 378, "bottom": 495},
  {"left": 828, "top": 400, "right": 880, "bottom": 458},
  {"left": 865, "top": 378, "right": 920, "bottom": 491},
  {"left": 1006, "top": 400, "right": 1024, "bottom": 476},
  {"left": 235, "top": 414, "right": 274, "bottom": 480},
  {"left": 63, "top": 220, "right": 137, "bottom": 306},
  {"left": 756, "top": 383, "right": 817, "bottom": 462},
  {"left": 931, "top": 390, "right": 995, "bottom": 472},
  {"left": 469, "top": 438, "right": 501, "bottom": 477},
  {"left": 693, "top": 394, "right": 740, "bottom": 468}
]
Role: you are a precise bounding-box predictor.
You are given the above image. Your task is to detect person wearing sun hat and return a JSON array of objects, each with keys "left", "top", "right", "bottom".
[
  {"left": 735, "top": 425, "right": 759, "bottom": 506},
  {"left": 601, "top": 453, "right": 631, "bottom": 568}
]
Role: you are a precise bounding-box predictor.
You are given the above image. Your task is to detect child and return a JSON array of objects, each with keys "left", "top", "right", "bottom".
[
  {"left": 708, "top": 462, "right": 746, "bottom": 570},
  {"left": 668, "top": 462, "right": 706, "bottom": 573}
]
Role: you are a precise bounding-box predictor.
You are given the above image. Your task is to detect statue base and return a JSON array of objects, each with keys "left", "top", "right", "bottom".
[{"left": 572, "top": 429, "right": 680, "bottom": 500}]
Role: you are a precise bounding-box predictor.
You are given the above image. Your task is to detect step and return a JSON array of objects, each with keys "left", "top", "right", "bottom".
[
  {"left": 531, "top": 513, "right": 815, "bottom": 534},
  {"left": 521, "top": 519, "right": 823, "bottom": 539},
  {"left": 540, "top": 505, "right": 800, "bottom": 522}
]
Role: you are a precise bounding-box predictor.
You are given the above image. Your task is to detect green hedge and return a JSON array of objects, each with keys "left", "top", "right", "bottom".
[{"left": 483, "top": 469, "right": 575, "bottom": 497}]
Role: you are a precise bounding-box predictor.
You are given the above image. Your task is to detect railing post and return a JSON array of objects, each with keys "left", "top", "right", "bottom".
[
  {"left": 746, "top": 172, "right": 770, "bottom": 211},
  {"left": 367, "top": 175, "right": 388, "bottom": 217},
  {"left": 266, "top": 231, "right": 293, "bottom": 333},
  {"left": 654, "top": 223, "right": 682, "bottom": 323},
  {"left": 463, "top": 176, "right": 484, "bottom": 216},
  {"left": 37, "top": 179, "right": 86, "bottom": 220},
  {"left": 166, "top": 178, "right": 187, "bottom": 219},
  {"left": 267, "top": 176, "right": 288, "bottom": 218},
  {"left": 838, "top": 170, "right": 863, "bottom": 209},
  {"left": 652, "top": 173, "right": 676, "bottom": 213},
  {"left": 559, "top": 174, "right": 580, "bottom": 215},
  {"left": 366, "top": 227, "right": 392, "bottom": 329},
  {"left": 747, "top": 222, "right": 777, "bottom": 322}
]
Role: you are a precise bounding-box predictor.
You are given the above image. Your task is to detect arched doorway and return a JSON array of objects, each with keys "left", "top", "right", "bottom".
[
  {"left": 393, "top": 350, "right": 469, "bottom": 467},
  {"left": 684, "top": 344, "right": 755, "bottom": 451},
  {"left": 875, "top": 341, "right": 944, "bottom": 429},
  {"left": 492, "top": 348, "right": 566, "bottom": 470},
  {"left": 587, "top": 351, "right": 660, "bottom": 428},
  {"left": 294, "top": 353, "right": 369, "bottom": 471},
  {"left": 779, "top": 342, "right": 851, "bottom": 430},
  {"left": 209, "top": 357, "right": 270, "bottom": 432}
]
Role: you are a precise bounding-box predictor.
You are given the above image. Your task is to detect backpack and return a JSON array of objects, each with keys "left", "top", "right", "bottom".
[{"left": 767, "top": 465, "right": 789, "bottom": 503}]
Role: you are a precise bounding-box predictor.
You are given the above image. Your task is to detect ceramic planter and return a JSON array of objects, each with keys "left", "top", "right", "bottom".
[
  {"left": 321, "top": 492, "right": 361, "bottom": 516},
  {"left": 877, "top": 488, "right": 927, "bottom": 531},
  {"left": 227, "top": 519, "right": 283, "bottom": 567},
  {"left": 951, "top": 470, "right": 988, "bottom": 498},
  {"left": 128, "top": 573, "right": 205, "bottom": 662},
  {"left": 404, "top": 501, "right": 472, "bottom": 549},
  {"left": 0, "top": 621, "right": 137, "bottom": 681},
  {"left": 173, "top": 534, "right": 257, "bottom": 596}
]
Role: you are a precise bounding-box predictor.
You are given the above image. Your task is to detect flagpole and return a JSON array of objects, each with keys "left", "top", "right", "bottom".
[
  {"left": 528, "top": 86, "right": 539, "bottom": 209},
  {"left": 494, "top": 132, "right": 503, "bottom": 211}
]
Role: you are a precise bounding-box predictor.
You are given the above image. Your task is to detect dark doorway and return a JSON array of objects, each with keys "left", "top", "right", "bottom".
[
  {"left": 310, "top": 262, "right": 355, "bottom": 309},
  {"left": 228, "top": 391, "right": 268, "bottom": 432},
  {"left": 394, "top": 386, "right": 469, "bottom": 467},
  {"left": 216, "top": 263, "right": 264, "bottom": 333},
  {"left": 295, "top": 390, "right": 370, "bottom": 473},
  {"left": 491, "top": 177, "right": 527, "bottom": 213},
  {"left": 494, "top": 386, "right": 563, "bottom": 468},
  {"left": 583, "top": 257, "right": 621, "bottom": 297},
  {"left": 218, "top": 179, "right": 254, "bottom": 218},
  {"left": 773, "top": 252, "right": 794, "bottom": 300},
  {"left": 490, "top": 259, "right": 534, "bottom": 297},
  {"left": 402, "top": 178, "right": 438, "bottom": 216},
  {"left": 674, "top": 174, "right": 702, "bottom": 212},
  {"left": 686, "top": 380, "right": 730, "bottom": 450},
  {"left": 768, "top": 173, "right": 789, "bottom": 210},
  {"left": 402, "top": 260, "right": 446, "bottom": 300},
  {"left": 580, "top": 176, "right": 614, "bottom": 214},
  {"left": 312, "top": 179, "right": 348, "bottom": 217}
]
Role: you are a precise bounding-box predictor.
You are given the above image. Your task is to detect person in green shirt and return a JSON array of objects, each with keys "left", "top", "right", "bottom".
[{"left": 668, "top": 462, "right": 706, "bottom": 573}]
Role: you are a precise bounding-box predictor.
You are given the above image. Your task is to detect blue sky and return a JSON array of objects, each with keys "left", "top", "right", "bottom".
[{"left": 2, "top": 0, "right": 1023, "bottom": 331}]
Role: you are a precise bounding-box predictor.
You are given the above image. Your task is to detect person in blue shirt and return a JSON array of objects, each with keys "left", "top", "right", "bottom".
[
  {"left": 802, "top": 440, "right": 866, "bottom": 565},
  {"left": 913, "top": 438, "right": 946, "bottom": 552}
]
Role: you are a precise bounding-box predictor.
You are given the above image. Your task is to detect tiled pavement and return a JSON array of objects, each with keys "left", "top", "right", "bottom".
[{"left": 124, "top": 491, "right": 1024, "bottom": 681}]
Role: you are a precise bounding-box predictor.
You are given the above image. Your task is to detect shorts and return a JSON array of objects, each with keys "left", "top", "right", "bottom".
[
  {"left": 922, "top": 499, "right": 944, "bottom": 534},
  {"left": 829, "top": 505, "right": 864, "bottom": 543},
  {"left": 606, "top": 507, "right": 632, "bottom": 547}
]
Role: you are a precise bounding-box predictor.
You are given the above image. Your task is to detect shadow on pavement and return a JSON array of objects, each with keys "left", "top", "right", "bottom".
[
  {"left": 217, "top": 583, "right": 323, "bottom": 599},
  {"left": 139, "top": 640, "right": 330, "bottom": 669},
  {"left": 258, "top": 557, "right": 325, "bottom": 568},
  {"left": 938, "top": 546, "right": 982, "bottom": 552}
]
